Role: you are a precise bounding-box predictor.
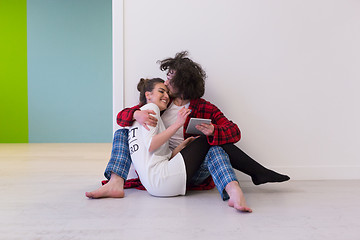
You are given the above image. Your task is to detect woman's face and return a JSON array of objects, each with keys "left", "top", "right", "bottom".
[{"left": 146, "top": 83, "right": 170, "bottom": 111}]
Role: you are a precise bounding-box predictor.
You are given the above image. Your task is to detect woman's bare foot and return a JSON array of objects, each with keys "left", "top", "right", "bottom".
[
  {"left": 225, "top": 181, "right": 252, "bottom": 213},
  {"left": 86, "top": 174, "right": 125, "bottom": 199}
]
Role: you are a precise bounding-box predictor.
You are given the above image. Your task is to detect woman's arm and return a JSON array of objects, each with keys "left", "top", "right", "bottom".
[
  {"left": 149, "top": 107, "right": 191, "bottom": 152},
  {"left": 170, "top": 136, "right": 198, "bottom": 159},
  {"left": 149, "top": 121, "right": 183, "bottom": 153}
]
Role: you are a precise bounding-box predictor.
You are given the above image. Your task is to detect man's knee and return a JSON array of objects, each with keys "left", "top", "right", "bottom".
[
  {"left": 114, "top": 128, "right": 129, "bottom": 138},
  {"left": 208, "top": 146, "right": 223, "bottom": 155},
  {"left": 208, "top": 146, "right": 230, "bottom": 163}
]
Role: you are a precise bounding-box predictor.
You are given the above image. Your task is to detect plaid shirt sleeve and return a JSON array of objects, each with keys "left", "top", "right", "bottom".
[
  {"left": 116, "top": 105, "right": 141, "bottom": 127},
  {"left": 184, "top": 98, "right": 241, "bottom": 145}
]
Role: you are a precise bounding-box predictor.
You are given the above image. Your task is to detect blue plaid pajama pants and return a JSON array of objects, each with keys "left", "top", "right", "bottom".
[
  {"left": 190, "top": 146, "right": 238, "bottom": 200},
  {"left": 105, "top": 129, "right": 238, "bottom": 200},
  {"left": 104, "top": 129, "right": 131, "bottom": 180}
]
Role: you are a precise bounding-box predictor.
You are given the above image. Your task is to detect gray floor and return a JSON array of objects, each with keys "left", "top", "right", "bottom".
[{"left": 1, "top": 143, "right": 360, "bottom": 240}]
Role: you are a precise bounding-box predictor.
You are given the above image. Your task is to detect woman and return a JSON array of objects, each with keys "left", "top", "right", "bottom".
[
  {"left": 86, "top": 78, "right": 252, "bottom": 213},
  {"left": 128, "top": 77, "right": 198, "bottom": 197}
]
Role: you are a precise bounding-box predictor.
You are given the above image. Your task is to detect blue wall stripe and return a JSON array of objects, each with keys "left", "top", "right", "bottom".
[{"left": 27, "top": 0, "right": 113, "bottom": 143}]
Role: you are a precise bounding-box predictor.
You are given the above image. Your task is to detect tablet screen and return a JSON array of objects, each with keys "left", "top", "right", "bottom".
[{"left": 185, "top": 118, "right": 211, "bottom": 135}]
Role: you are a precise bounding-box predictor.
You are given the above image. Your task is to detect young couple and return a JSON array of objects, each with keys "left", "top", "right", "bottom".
[{"left": 86, "top": 51, "right": 290, "bottom": 213}]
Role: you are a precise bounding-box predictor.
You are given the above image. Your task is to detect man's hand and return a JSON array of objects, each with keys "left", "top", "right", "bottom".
[
  {"left": 195, "top": 123, "right": 214, "bottom": 136},
  {"left": 134, "top": 110, "right": 158, "bottom": 131}
]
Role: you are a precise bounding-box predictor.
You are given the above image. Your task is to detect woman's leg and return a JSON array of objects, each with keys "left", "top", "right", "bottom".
[
  {"left": 180, "top": 136, "right": 211, "bottom": 185},
  {"left": 181, "top": 136, "right": 290, "bottom": 186},
  {"left": 221, "top": 143, "right": 290, "bottom": 185}
]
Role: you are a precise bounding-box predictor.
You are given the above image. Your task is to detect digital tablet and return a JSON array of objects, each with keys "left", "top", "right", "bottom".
[{"left": 185, "top": 118, "right": 212, "bottom": 135}]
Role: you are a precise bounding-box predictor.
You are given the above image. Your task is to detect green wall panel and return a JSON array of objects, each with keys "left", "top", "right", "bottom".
[{"left": 0, "top": 0, "right": 28, "bottom": 143}]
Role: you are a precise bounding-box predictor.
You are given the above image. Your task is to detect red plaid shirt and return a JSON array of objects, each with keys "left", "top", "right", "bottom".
[{"left": 117, "top": 98, "right": 241, "bottom": 145}]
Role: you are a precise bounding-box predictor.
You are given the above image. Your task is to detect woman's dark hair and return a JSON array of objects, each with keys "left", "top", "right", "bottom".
[
  {"left": 137, "top": 78, "right": 164, "bottom": 105},
  {"left": 158, "top": 51, "right": 206, "bottom": 100}
]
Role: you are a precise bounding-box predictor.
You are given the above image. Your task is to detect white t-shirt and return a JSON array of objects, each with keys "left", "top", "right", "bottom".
[
  {"left": 128, "top": 103, "right": 187, "bottom": 197},
  {"left": 161, "top": 102, "right": 190, "bottom": 150}
]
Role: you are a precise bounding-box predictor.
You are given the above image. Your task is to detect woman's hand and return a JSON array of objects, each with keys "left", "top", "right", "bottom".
[
  {"left": 134, "top": 110, "right": 158, "bottom": 131},
  {"left": 175, "top": 107, "right": 191, "bottom": 127},
  {"left": 149, "top": 107, "right": 190, "bottom": 153},
  {"left": 170, "top": 136, "right": 199, "bottom": 159},
  {"left": 181, "top": 136, "right": 199, "bottom": 148}
]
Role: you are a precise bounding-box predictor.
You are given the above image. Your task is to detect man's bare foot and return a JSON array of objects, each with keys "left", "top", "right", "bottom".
[
  {"left": 86, "top": 174, "right": 125, "bottom": 199},
  {"left": 225, "top": 181, "right": 252, "bottom": 213}
]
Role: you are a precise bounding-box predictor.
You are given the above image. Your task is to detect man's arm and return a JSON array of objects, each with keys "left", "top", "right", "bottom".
[
  {"left": 207, "top": 108, "right": 241, "bottom": 145},
  {"left": 185, "top": 98, "right": 241, "bottom": 146},
  {"left": 117, "top": 105, "right": 141, "bottom": 127},
  {"left": 117, "top": 105, "right": 158, "bottom": 130}
]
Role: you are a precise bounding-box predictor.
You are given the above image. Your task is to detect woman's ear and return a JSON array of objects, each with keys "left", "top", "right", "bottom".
[{"left": 145, "top": 91, "right": 151, "bottom": 102}]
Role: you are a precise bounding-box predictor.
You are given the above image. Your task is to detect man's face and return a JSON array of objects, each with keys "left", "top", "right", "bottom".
[{"left": 165, "top": 69, "right": 177, "bottom": 97}]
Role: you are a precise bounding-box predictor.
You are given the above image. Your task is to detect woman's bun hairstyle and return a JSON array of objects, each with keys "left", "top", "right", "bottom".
[{"left": 137, "top": 78, "right": 165, "bottom": 105}]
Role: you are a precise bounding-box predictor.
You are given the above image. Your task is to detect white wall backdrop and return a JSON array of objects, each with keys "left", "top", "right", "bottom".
[
  {"left": 115, "top": 0, "right": 360, "bottom": 180},
  {"left": 112, "top": 0, "right": 124, "bottom": 131}
]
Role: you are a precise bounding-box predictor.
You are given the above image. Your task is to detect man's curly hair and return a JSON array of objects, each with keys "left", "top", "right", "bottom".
[{"left": 158, "top": 51, "right": 206, "bottom": 100}]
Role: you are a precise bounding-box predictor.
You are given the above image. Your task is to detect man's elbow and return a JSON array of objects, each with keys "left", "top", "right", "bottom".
[{"left": 235, "top": 128, "right": 241, "bottom": 142}]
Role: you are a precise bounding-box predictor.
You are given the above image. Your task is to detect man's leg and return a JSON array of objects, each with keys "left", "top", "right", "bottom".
[
  {"left": 86, "top": 172, "right": 125, "bottom": 199},
  {"left": 179, "top": 136, "right": 211, "bottom": 185},
  {"left": 206, "top": 146, "right": 252, "bottom": 212},
  {"left": 221, "top": 144, "right": 290, "bottom": 185},
  {"left": 104, "top": 129, "right": 132, "bottom": 180},
  {"left": 86, "top": 129, "right": 131, "bottom": 199},
  {"left": 189, "top": 160, "right": 211, "bottom": 186}
]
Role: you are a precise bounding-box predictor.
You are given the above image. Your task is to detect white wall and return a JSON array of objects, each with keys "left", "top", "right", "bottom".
[
  {"left": 118, "top": 0, "right": 360, "bottom": 180},
  {"left": 112, "top": 0, "right": 124, "bottom": 131}
]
